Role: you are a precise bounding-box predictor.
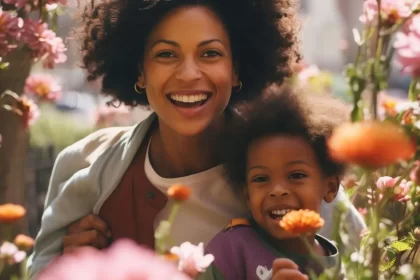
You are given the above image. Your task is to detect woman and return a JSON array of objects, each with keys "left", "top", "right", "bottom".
[{"left": 28, "top": 0, "right": 365, "bottom": 278}]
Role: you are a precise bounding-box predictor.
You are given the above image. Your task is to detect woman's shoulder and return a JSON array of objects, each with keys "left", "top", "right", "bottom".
[{"left": 58, "top": 113, "right": 156, "bottom": 167}]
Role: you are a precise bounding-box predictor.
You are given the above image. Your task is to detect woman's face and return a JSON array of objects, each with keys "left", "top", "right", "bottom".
[{"left": 140, "top": 6, "right": 239, "bottom": 136}]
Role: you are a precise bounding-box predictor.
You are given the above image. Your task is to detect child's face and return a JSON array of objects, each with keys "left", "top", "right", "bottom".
[{"left": 245, "top": 134, "right": 338, "bottom": 240}]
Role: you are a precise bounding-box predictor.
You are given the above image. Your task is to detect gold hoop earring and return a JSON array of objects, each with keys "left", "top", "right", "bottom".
[
  {"left": 234, "top": 81, "right": 243, "bottom": 92},
  {"left": 134, "top": 83, "right": 145, "bottom": 94}
]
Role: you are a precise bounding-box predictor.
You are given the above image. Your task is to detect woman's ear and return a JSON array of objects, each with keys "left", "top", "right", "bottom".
[
  {"left": 323, "top": 176, "right": 339, "bottom": 203},
  {"left": 137, "top": 75, "right": 145, "bottom": 88}
]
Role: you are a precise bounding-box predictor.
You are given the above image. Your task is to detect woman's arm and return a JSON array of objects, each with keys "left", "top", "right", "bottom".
[{"left": 27, "top": 127, "right": 127, "bottom": 279}]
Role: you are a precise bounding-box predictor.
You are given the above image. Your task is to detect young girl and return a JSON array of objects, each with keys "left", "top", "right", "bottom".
[
  {"left": 28, "top": 0, "right": 365, "bottom": 278},
  {"left": 201, "top": 87, "right": 348, "bottom": 279}
]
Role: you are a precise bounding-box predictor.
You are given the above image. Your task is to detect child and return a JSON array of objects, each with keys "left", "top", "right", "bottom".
[{"left": 200, "top": 87, "right": 349, "bottom": 279}]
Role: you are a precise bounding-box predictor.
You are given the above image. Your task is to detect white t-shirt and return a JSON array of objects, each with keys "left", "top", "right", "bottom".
[
  {"left": 145, "top": 143, "right": 366, "bottom": 250},
  {"left": 145, "top": 143, "right": 247, "bottom": 246}
]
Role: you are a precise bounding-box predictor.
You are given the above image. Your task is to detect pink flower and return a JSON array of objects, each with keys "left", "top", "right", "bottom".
[
  {"left": 0, "top": 8, "right": 23, "bottom": 56},
  {"left": 360, "top": 0, "right": 416, "bottom": 24},
  {"left": 3, "top": 0, "right": 67, "bottom": 10},
  {"left": 24, "top": 74, "right": 61, "bottom": 101},
  {"left": 170, "top": 242, "right": 214, "bottom": 278},
  {"left": 38, "top": 239, "right": 191, "bottom": 280},
  {"left": 0, "top": 241, "right": 26, "bottom": 265},
  {"left": 394, "top": 15, "right": 420, "bottom": 77},
  {"left": 358, "top": 208, "right": 368, "bottom": 216},
  {"left": 20, "top": 19, "right": 66, "bottom": 69},
  {"left": 2, "top": 0, "right": 30, "bottom": 9},
  {"left": 46, "top": 0, "right": 68, "bottom": 5},
  {"left": 376, "top": 176, "right": 412, "bottom": 202}
]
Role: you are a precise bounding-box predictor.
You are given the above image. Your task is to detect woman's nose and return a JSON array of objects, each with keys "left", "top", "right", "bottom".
[{"left": 175, "top": 57, "right": 202, "bottom": 82}]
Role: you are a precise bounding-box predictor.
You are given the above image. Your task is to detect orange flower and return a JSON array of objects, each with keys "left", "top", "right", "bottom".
[
  {"left": 161, "top": 252, "right": 179, "bottom": 263},
  {"left": 279, "top": 209, "right": 324, "bottom": 234},
  {"left": 381, "top": 99, "right": 397, "bottom": 116},
  {"left": 0, "top": 203, "right": 26, "bottom": 223},
  {"left": 167, "top": 184, "right": 191, "bottom": 202},
  {"left": 14, "top": 234, "right": 35, "bottom": 250},
  {"left": 328, "top": 121, "right": 416, "bottom": 169}
]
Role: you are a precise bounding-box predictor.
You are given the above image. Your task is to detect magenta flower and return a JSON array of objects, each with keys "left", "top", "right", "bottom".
[
  {"left": 170, "top": 242, "right": 214, "bottom": 278},
  {"left": 0, "top": 242, "right": 26, "bottom": 265},
  {"left": 20, "top": 19, "right": 66, "bottom": 69},
  {"left": 360, "top": 0, "right": 416, "bottom": 24},
  {"left": 394, "top": 15, "right": 420, "bottom": 77},
  {"left": 38, "top": 239, "right": 192, "bottom": 280},
  {"left": 24, "top": 74, "right": 61, "bottom": 101},
  {"left": 376, "top": 176, "right": 412, "bottom": 202}
]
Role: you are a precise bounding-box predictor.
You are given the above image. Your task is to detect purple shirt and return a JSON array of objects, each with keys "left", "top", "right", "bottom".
[{"left": 201, "top": 223, "right": 340, "bottom": 280}]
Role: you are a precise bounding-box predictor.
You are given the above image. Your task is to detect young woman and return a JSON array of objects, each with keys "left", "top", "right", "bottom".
[{"left": 28, "top": 0, "right": 366, "bottom": 278}]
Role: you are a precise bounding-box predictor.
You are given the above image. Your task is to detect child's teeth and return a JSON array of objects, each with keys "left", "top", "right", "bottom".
[{"left": 271, "top": 209, "right": 292, "bottom": 216}]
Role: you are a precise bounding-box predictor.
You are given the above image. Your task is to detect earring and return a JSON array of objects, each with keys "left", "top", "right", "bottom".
[
  {"left": 234, "top": 81, "right": 243, "bottom": 92},
  {"left": 134, "top": 83, "right": 146, "bottom": 94}
]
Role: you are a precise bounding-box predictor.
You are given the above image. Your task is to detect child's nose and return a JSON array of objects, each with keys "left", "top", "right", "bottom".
[{"left": 268, "top": 183, "right": 289, "bottom": 198}]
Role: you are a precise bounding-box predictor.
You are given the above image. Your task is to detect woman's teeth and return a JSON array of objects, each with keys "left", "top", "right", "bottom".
[
  {"left": 270, "top": 209, "right": 293, "bottom": 220},
  {"left": 170, "top": 94, "right": 208, "bottom": 103}
]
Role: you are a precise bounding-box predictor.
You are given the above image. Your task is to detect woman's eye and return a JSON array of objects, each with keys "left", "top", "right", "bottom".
[
  {"left": 252, "top": 175, "right": 269, "bottom": 183},
  {"left": 203, "top": 50, "right": 222, "bottom": 57},
  {"left": 156, "top": 51, "right": 175, "bottom": 58},
  {"left": 289, "top": 172, "right": 307, "bottom": 180}
]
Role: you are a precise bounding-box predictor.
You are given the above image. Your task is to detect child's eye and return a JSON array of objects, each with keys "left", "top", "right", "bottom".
[
  {"left": 203, "top": 50, "right": 222, "bottom": 57},
  {"left": 252, "top": 175, "right": 269, "bottom": 183},
  {"left": 288, "top": 172, "right": 307, "bottom": 180}
]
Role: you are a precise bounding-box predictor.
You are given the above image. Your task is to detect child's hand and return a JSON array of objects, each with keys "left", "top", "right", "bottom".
[{"left": 272, "top": 258, "right": 308, "bottom": 280}]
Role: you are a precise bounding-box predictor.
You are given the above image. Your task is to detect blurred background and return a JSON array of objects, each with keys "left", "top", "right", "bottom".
[{"left": 1, "top": 0, "right": 414, "bottom": 237}]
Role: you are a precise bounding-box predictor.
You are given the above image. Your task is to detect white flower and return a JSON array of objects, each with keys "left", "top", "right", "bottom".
[
  {"left": 170, "top": 242, "right": 214, "bottom": 278},
  {"left": 0, "top": 241, "right": 26, "bottom": 264},
  {"left": 297, "top": 65, "right": 320, "bottom": 84}
]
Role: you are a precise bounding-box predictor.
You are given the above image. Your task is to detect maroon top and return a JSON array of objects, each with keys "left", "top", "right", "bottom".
[{"left": 99, "top": 136, "right": 168, "bottom": 249}]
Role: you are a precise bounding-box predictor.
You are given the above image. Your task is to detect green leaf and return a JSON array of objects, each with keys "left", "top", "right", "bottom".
[
  {"left": 379, "top": 249, "right": 397, "bottom": 271},
  {"left": 0, "top": 62, "right": 9, "bottom": 70},
  {"left": 345, "top": 187, "right": 356, "bottom": 199},
  {"left": 390, "top": 240, "right": 414, "bottom": 252},
  {"left": 408, "top": 79, "right": 417, "bottom": 101}
]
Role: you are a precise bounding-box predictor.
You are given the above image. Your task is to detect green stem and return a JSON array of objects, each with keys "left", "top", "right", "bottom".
[
  {"left": 408, "top": 79, "right": 418, "bottom": 101},
  {"left": 300, "top": 235, "right": 326, "bottom": 278},
  {"left": 20, "top": 257, "right": 28, "bottom": 280},
  {"left": 168, "top": 202, "right": 180, "bottom": 225}
]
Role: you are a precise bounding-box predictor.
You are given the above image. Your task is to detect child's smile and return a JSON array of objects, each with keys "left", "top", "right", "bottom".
[{"left": 245, "top": 134, "right": 338, "bottom": 240}]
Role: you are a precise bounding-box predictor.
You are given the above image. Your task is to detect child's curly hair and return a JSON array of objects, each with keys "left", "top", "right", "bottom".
[
  {"left": 225, "top": 85, "right": 350, "bottom": 192},
  {"left": 79, "top": 0, "right": 301, "bottom": 106}
]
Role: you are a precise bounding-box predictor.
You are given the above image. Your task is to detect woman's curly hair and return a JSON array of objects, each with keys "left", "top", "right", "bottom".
[{"left": 80, "top": 0, "right": 301, "bottom": 106}]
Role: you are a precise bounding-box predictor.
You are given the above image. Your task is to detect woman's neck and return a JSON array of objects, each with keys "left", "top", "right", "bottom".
[{"left": 148, "top": 115, "right": 227, "bottom": 178}]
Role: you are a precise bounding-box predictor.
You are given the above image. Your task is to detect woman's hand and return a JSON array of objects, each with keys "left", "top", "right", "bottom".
[
  {"left": 272, "top": 258, "right": 308, "bottom": 280},
  {"left": 62, "top": 214, "right": 111, "bottom": 253}
]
